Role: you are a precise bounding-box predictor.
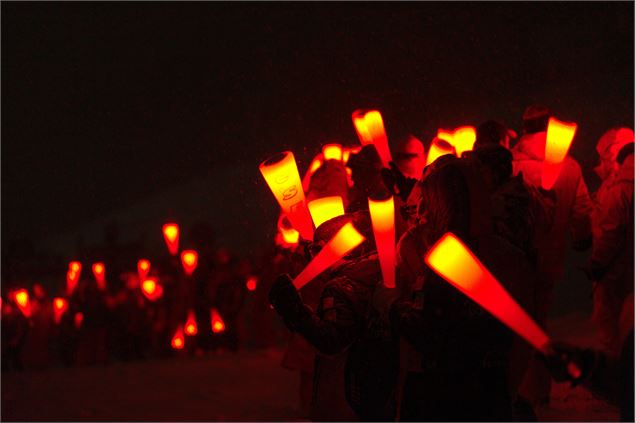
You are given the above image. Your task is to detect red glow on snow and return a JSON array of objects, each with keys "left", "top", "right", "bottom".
[
  {"left": 542, "top": 117, "right": 578, "bottom": 190},
  {"left": 292, "top": 222, "right": 366, "bottom": 290},
  {"left": 210, "top": 308, "right": 225, "bottom": 333},
  {"left": 162, "top": 223, "right": 180, "bottom": 256},
  {"left": 352, "top": 109, "right": 392, "bottom": 167},
  {"left": 180, "top": 250, "right": 199, "bottom": 276},
  {"left": 368, "top": 196, "right": 396, "bottom": 288},
  {"left": 424, "top": 232, "right": 550, "bottom": 353},
  {"left": 260, "top": 151, "right": 314, "bottom": 240},
  {"left": 185, "top": 310, "right": 198, "bottom": 336}
]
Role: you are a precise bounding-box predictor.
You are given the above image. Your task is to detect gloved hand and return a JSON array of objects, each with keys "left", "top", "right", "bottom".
[
  {"left": 380, "top": 162, "right": 416, "bottom": 202},
  {"left": 269, "top": 274, "right": 310, "bottom": 330},
  {"left": 540, "top": 342, "right": 597, "bottom": 387}
]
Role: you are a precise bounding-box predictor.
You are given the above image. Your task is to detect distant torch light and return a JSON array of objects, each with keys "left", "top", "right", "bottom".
[
  {"left": 69, "top": 261, "right": 82, "bottom": 275},
  {"left": 246, "top": 276, "right": 258, "bottom": 291},
  {"left": 13, "top": 289, "right": 32, "bottom": 318},
  {"left": 292, "top": 222, "right": 366, "bottom": 290},
  {"left": 185, "top": 310, "right": 198, "bottom": 336},
  {"left": 308, "top": 196, "right": 345, "bottom": 229},
  {"left": 352, "top": 109, "right": 392, "bottom": 167},
  {"left": 368, "top": 196, "right": 396, "bottom": 288},
  {"left": 74, "top": 312, "right": 84, "bottom": 330},
  {"left": 141, "top": 278, "right": 163, "bottom": 301},
  {"left": 424, "top": 232, "right": 550, "bottom": 353},
  {"left": 425, "top": 138, "right": 456, "bottom": 166},
  {"left": 92, "top": 262, "right": 106, "bottom": 291},
  {"left": 210, "top": 308, "right": 226, "bottom": 333},
  {"left": 171, "top": 326, "right": 185, "bottom": 350},
  {"left": 180, "top": 250, "right": 198, "bottom": 276},
  {"left": 53, "top": 297, "right": 69, "bottom": 324},
  {"left": 322, "top": 143, "right": 343, "bottom": 161},
  {"left": 66, "top": 269, "right": 80, "bottom": 296},
  {"left": 542, "top": 117, "right": 578, "bottom": 190},
  {"left": 259, "top": 151, "right": 314, "bottom": 240},
  {"left": 162, "top": 223, "right": 180, "bottom": 256},
  {"left": 137, "top": 259, "right": 151, "bottom": 281}
]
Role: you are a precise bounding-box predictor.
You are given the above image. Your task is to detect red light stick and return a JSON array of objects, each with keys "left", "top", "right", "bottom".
[
  {"left": 69, "top": 261, "right": 82, "bottom": 275},
  {"left": 292, "top": 222, "right": 366, "bottom": 290},
  {"left": 352, "top": 110, "right": 392, "bottom": 167},
  {"left": 210, "top": 308, "right": 225, "bottom": 333},
  {"left": 137, "top": 259, "right": 151, "bottom": 281},
  {"left": 426, "top": 138, "right": 456, "bottom": 166},
  {"left": 368, "top": 196, "right": 396, "bottom": 288},
  {"left": 302, "top": 153, "right": 324, "bottom": 193},
  {"left": 162, "top": 223, "right": 180, "bottom": 256},
  {"left": 92, "top": 262, "right": 106, "bottom": 291},
  {"left": 542, "top": 118, "right": 578, "bottom": 190},
  {"left": 13, "top": 289, "right": 32, "bottom": 318},
  {"left": 308, "top": 196, "right": 345, "bottom": 229},
  {"left": 180, "top": 250, "right": 198, "bottom": 276},
  {"left": 322, "top": 143, "right": 343, "bottom": 161},
  {"left": 171, "top": 326, "right": 185, "bottom": 350},
  {"left": 141, "top": 278, "right": 163, "bottom": 301},
  {"left": 74, "top": 312, "right": 84, "bottom": 329},
  {"left": 451, "top": 126, "right": 476, "bottom": 157},
  {"left": 425, "top": 232, "right": 550, "bottom": 352},
  {"left": 184, "top": 310, "right": 198, "bottom": 336},
  {"left": 260, "top": 151, "right": 314, "bottom": 240},
  {"left": 246, "top": 276, "right": 258, "bottom": 291},
  {"left": 66, "top": 269, "right": 80, "bottom": 296},
  {"left": 53, "top": 297, "right": 69, "bottom": 324}
]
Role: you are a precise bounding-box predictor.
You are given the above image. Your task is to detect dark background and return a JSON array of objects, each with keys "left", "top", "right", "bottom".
[{"left": 2, "top": 3, "right": 633, "bottom": 276}]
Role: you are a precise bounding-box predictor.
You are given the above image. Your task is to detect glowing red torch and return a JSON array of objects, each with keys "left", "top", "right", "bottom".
[
  {"left": 53, "top": 297, "right": 69, "bottom": 324},
  {"left": 322, "top": 143, "right": 343, "bottom": 162},
  {"left": 542, "top": 117, "right": 578, "bottom": 190},
  {"left": 185, "top": 310, "right": 198, "bottom": 336},
  {"left": 426, "top": 138, "right": 456, "bottom": 166},
  {"left": 137, "top": 259, "right": 151, "bottom": 281},
  {"left": 308, "top": 196, "right": 345, "bottom": 229},
  {"left": 368, "top": 196, "right": 396, "bottom": 288},
  {"left": 69, "top": 261, "right": 82, "bottom": 276},
  {"left": 352, "top": 110, "right": 392, "bottom": 167},
  {"left": 210, "top": 308, "right": 225, "bottom": 334},
  {"left": 162, "top": 223, "right": 180, "bottom": 256},
  {"left": 141, "top": 277, "right": 163, "bottom": 301},
  {"left": 74, "top": 312, "right": 84, "bottom": 329},
  {"left": 292, "top": 222, "right": 366, "bottom": 290},
  {"left": 278, "top": 215, "right": 300, "bottom": 247},
  {"left": 171, "top": 326, "right": 185, "bottom": 350},
  {"left": 260, "top": 151, "right": 314, "bottom": 240},
  {"left": 13, "top": 289, "right": 32, "bottom": 318},
  {"left": 302, "top": 154, "right": 324, "bottom": 192},
  {"left": 246, "top": 276, "right": 258, "bottom": 292},
  {"left": 92, "top": 262, "right": 106, "bottom": 291},
  {"left": 66, "top": 269, "right": 80, "bottom": 296},
  {"left": 180, "top": 250, "right": 198, "bottom": 276},
  {"left": 424, "top": 232, "right": 550, "bottom": 352},
  {"left": 451, "top": 126, "right": 477, "bottom": 157}
]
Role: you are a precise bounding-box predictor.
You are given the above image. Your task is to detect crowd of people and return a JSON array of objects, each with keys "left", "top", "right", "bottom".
[
  {"left": 1, "top": 104, "right": 632, "bottom": 422},
  {"left": 267, "top": 106, "right": 634, "bottom": 421}
]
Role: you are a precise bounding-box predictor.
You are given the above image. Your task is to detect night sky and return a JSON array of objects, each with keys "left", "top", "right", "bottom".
[{"left": 2, "top": 2, "right": 633, "bottom": 260}]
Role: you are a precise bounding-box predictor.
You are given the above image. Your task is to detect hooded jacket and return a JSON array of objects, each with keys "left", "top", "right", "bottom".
[{"left": 512, "top": 132, "right": 593, "bottom": 281}]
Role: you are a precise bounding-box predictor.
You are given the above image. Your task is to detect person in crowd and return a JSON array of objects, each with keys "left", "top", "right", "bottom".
[
  {"left": 511, "top": 105, "right": 594, "bottom": 405},
  {"left": 270, "top": 211, "right": 399, "bottom": 421},
  {"left": 589, "top": 129, "right": 634, "bottom": 356},
  {"left": 346, "top": 145, "right": 390, "bottom": 213},
  {"left": 390, "top": 155, "right": 537, "bottom": 421}
]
